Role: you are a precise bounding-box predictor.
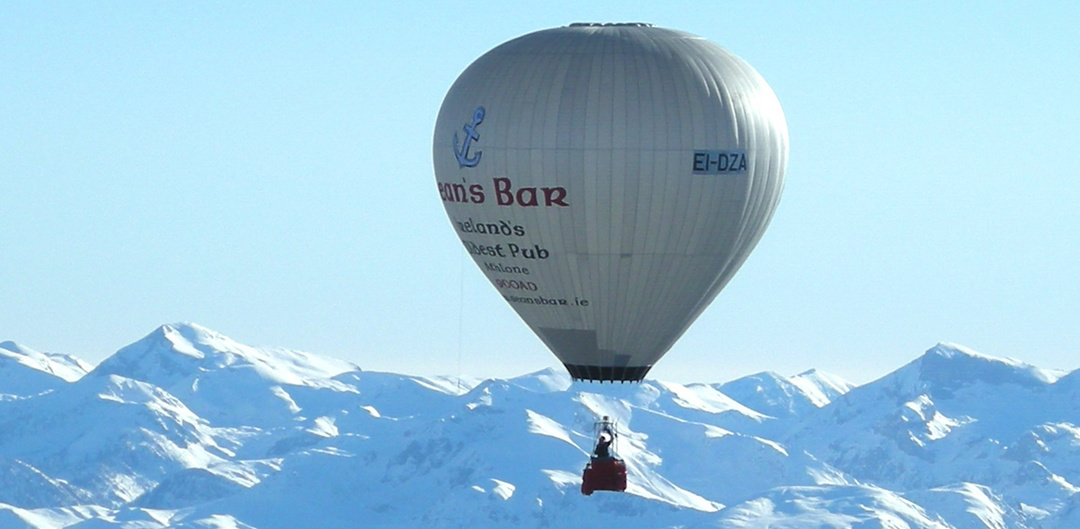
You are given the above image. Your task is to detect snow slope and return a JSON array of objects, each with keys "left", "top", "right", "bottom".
[
  {"left": 0, "top": 342, "right": 90, "bottom": 399},
  {"left": 1, "top": 326, "right": 1078, "bottom": 528}
]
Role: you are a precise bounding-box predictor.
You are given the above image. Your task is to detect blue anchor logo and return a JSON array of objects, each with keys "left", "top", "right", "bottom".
[{"left": 453, "top": 106, "right": 485, "bottom": 168}]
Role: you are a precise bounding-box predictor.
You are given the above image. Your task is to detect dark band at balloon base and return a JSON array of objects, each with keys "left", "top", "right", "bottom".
[{"left": 564, "top": 364, "right": 653, "bottom": 383}]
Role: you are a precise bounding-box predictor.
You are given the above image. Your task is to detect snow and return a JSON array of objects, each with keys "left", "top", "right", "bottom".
[
  {"left": 490, "top": 479, "right": 515, "bottom": 500},
  {"left": 917, "top": 342, "right": 1065, "bottom": 389},
  {"left": 0, "top": 503, "right": 112, "bottom": 529},
  {"left": 715, "top": 485, "right": 951, "bottom": 528},
  {"left": 525, "top": 409, "right": 577, "bottom": 447},
  {"left": 408, "top": 374, "right": 483, "bottom": 396},
  {"left": 906, "top": 483, "right": 1011, "bottom": 529},
  {"left": 305, "top": 416, "right": 338, "bottom": 438},
  {"left": 4, "top": 324, "right": 1080, "bottom": 528},
  {"left": 0, "top": 341, "right": 91, "bottom": 383},
  {"left": 655, "top": 380, "right": 768, "bottom": 420},
  {"left": 790, "top": 369, "right": 856, "bottom": 407},
  {"left": 540, "top": 469, "right": 579, "bottom": 488},
  {"left": 91, "top": 323, "right": 359, "bottom": 391},
  {"left": 0, "top": 342, "right": 90, "bottom": 399}
]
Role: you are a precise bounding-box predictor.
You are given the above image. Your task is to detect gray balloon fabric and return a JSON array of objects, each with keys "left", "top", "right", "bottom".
[{"left": 433, "top": 24, "right": 788, "bottom": 382}]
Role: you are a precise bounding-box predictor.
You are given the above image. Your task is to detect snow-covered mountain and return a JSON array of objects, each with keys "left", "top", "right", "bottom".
[
  {"left": 1, "top": 325, "right": 1078, "bottom": 528},
  {"left": 1, "top": 342, "right": 90, "bottom": 399}
]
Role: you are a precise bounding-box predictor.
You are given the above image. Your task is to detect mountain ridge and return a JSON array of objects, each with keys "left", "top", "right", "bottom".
[{"left": 1, "top": 325, "right": 1078, "bottom": 528}]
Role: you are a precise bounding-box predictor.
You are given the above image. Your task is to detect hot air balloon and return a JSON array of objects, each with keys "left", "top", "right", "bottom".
[{"left": 433, "top": 23, "right": 788, "bottom": 382}]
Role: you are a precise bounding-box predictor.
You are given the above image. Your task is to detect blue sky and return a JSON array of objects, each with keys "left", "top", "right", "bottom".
[{"left": 3, "top": 1, "right": 1078, "bottom": 384}]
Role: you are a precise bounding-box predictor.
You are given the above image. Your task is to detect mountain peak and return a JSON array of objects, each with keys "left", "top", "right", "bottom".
[
  {"left": 916, "top": 343, "right": 1062, "bottom": 390},
  {"left": 0, "top": 341, "right": 29, "bottom": 354},
  {"left": 0, "top": 341, "right": 90, "bottom": 386},
  {"left": 790, "top": 369, "right": 855, "bottom": 406},
  {"left": 509, "top": 367, "right": 573, "bottom": 393},
  {"left": 718, "top": 369, "right": 853, "bottom": 418},
  {"left": 90, "top": 323, "right": 359, "bottom": 390},
  {"left": 925, "top": 342, "right": 999, "bottom": 362},
  {"left": 146, "top": 322, "right": 240, "bottom": 360}
]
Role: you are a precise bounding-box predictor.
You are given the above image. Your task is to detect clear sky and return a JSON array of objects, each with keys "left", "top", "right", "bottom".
[{"left": 3, "top": 1, "right": 1078, "bottom": 385}]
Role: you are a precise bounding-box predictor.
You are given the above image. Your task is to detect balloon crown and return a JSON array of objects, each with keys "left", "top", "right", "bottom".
[{"left": 568, "top": 22, "right": 653, "bottom": 28}]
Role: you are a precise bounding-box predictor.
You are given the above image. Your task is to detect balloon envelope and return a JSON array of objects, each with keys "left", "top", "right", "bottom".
[{"left": 433, "top": 24, "right": 788, "bottom": 382}]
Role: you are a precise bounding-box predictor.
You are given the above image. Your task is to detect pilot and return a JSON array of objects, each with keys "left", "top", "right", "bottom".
[{"left": 593, "top": 432, "right": 612, "bottom": 459}]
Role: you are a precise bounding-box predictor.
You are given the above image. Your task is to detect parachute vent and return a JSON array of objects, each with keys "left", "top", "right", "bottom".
[{"left": 564, "top": 364, "right": 652, "bottom": 383}]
